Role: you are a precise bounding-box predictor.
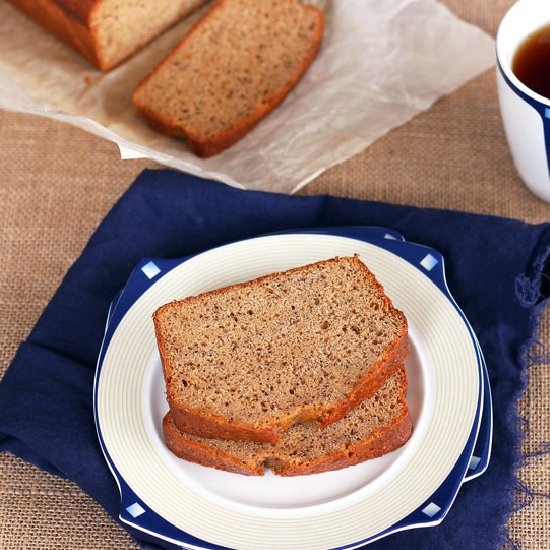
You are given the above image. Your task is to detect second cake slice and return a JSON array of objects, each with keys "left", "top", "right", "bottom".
[
  {"left": 163, "top": 367, "right": 412, "bottom": 476},
  {"left": 153, "top": 255, "right": 408, "bottom": 443},
  {"left": 132, "top": 0, "right": 325, "bottom": 156}
]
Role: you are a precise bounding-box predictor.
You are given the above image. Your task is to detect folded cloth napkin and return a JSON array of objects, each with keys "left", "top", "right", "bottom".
[{"left": 1, "top": 169, "right": 549, "bottom": 550}]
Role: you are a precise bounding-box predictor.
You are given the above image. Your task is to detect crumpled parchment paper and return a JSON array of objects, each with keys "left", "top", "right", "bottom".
[{"left": 0, "top": 0, "right": 494, "bottom": 193}]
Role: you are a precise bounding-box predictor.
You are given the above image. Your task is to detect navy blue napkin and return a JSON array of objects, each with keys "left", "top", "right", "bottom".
[{"left": 1, "top": 169, "right": 549, "bottom": 550}]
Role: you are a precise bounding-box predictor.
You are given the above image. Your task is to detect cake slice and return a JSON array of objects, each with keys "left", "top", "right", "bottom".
[
  {"left": 163, "top": 368, "right": 412, "bottom": 476},
  {"left": 7, "top": 0, "right": 209, "bottom": 71},
  {"left": 153, "top": 255, "right": 409, "bottom": 444},
  {"left": 132, "top": 0, "right": 325, "bottom": 156}
]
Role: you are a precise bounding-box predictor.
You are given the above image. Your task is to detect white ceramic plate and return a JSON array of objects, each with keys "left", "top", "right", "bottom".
[{"left": 95, "top": 233, "right": 481, "bottom": 550}]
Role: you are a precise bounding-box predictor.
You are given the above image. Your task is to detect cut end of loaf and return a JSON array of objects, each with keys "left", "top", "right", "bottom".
[
  {"left": 154, "top": 255, "right": 408, "bottom": 441},
  {"left": 92, "top": 0, "right": 209, "bottom": 70},
  {"left": 7, "top": 0, "right": 209, "bottom": 72},
  {"left": 133, "top": 0, "right": 325, "bottom": 156}
]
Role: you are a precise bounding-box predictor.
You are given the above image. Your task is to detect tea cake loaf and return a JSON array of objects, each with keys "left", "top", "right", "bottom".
[{"left": 7, "top": 0, "right": 208, "bottom": 70}]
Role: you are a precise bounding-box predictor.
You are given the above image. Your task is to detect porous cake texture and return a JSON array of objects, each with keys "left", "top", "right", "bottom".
[
  {"left": 163, "top": 368, "right": 412, "bottom": 476},
  {"left": 154, "top": 255, "right": 409, "bottom": 444},
  {"left": 133, "top": 0, "right": 325, "bottom": 156}
]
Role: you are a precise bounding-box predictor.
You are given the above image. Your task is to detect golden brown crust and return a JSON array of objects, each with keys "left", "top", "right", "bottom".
[
  {"left": 163, "top": 414, "right": 263, "bottom": 475},
  {"left": 280, "top": 410, "right": 413, "bottom": 476},
  {"left": 162, "top": 405, "right": 413, "bottom": 476},
  {"left": 154, "top": 256, "right": 409, "bottom": 443},
  {"left": 51, "top": 0, "right": 96, "bottom": 23},
  {"left": 132, "top": 0, "right": 325, "bottom": 157},
  {"left": 7, "top": 0, "right": 101, "bottom": 67},
  {"left": 168, "top": 404, "right": 280, "bottom": 444}
]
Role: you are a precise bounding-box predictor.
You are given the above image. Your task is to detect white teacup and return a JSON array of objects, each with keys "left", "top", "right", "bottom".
[{"left": 496, "top": 0, "right": 550, "bottom": 202}]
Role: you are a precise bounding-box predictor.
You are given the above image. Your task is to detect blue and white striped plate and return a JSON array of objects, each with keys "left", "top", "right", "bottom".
[{"left": 94, "top": 228, "right": 490, "bottom": 550}]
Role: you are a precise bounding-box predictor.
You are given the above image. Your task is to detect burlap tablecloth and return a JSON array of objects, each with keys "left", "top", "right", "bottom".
[{"left": 0, "top": 1, "right": 548, "bottom": 548}]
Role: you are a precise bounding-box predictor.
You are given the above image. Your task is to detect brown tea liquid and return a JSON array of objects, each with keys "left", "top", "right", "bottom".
[{"left": 512, "top": 23, "right": 550, "bottom": 99}]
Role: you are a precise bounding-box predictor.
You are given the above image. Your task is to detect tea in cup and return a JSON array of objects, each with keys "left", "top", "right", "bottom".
[{"left": 496, "top": 0, "right": 550, "bottom": 202}]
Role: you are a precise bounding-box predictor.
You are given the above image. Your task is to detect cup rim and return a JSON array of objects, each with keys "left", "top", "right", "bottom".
[{"left": 496, "top": 0, "right": 550, "bottom": 107}]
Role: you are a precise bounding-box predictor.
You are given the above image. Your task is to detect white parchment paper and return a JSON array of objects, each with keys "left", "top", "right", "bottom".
[{"left": 0, "top": 0, "right": 494, "bottom": 193}]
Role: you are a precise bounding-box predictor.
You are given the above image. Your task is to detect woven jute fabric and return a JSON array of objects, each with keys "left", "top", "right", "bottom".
[{"left": 0, "top": 0, "right": 548, "bottom": 548}]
